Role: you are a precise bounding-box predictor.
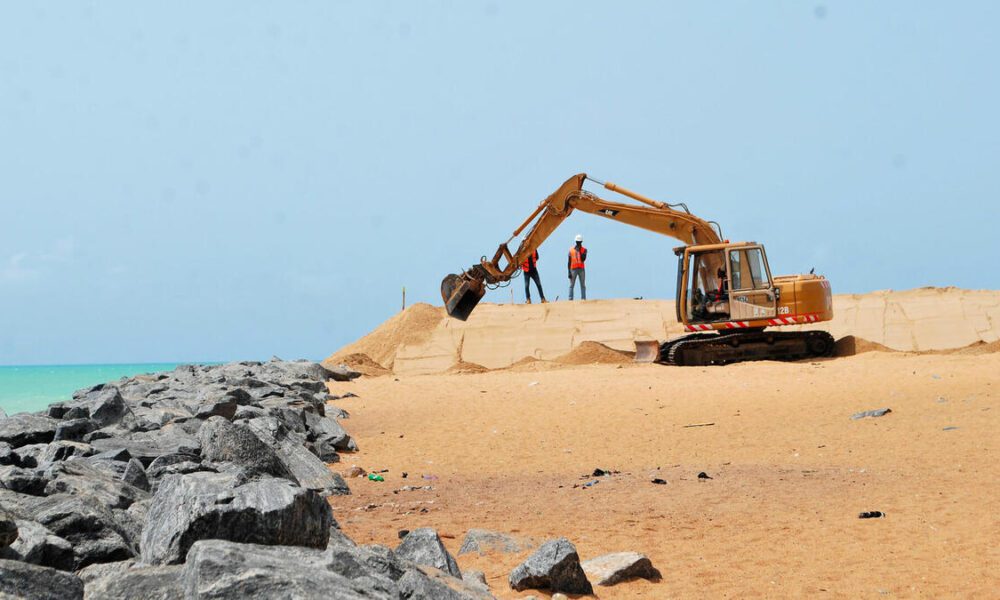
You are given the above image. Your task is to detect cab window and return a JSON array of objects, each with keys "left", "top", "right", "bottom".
[{"left": 728, "top": 247, "right": 771, "bottom": 291}]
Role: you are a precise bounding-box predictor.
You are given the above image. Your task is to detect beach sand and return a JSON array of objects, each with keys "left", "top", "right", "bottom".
[{"left": 324, "top": 290, "right": 999, "bottom": 598}]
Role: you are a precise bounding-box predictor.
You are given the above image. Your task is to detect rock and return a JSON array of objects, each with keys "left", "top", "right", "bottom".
[
  {"left": 140, "top": 472, "right": 332, "bottom": 565},
  {"left": 32, "top": 494, "right": 135, "bottom": 568},
  {"left": 0, "top": 442, "right": 14, "bottom": 465},
  {"left": 43, "top": 461, "right": 149, "bottom": 510},
  {"left": 122, "top": 458, "right": 151, "bottom": 492},
  {"left": 0, "top": 465, "right": 50, "bottom": 495},
  {"left": 0, "top": 488, "right": 40, "bottom": 517},
  {"left": 90, "top": 425, "right": 200, "bottom": 466},
  {"left": 356, "top": 544, "right": 406, "bottom": 582},
  {"left": 84, "top": 564, "right": 184, "bottom": 600},
  {"left": 508, "top": 538, "right": 592, "bottom": 595},
  {"left": 458, "top": 529, "right": 535, "bottom": 556},
  {"left": 196, "top": 417, "right": 293, "bottom": 481},
  {"left": 88, "top": 387, "right": 128, "bottom": 427},
  {"left": 244, "top": 417, "right": 350, "bottom": 497},
  {"left": 181, "top": 539, "right": 380, "bottom": 599},
  {"left": 851, "top": 407, "right": 892, "bottom": 420},
  {"left": 326, "top": 363, "right": 362, "bottom": 382},
  {"left": 0, "top": 407, "right": 6, "bottom": 419},
  {"left": 304, "top": 411, "right": 357, "bottom": 454},
  {"left": 0, "top": 558, "right": 84, "bottom": 600},
  {"left": 0, "top": 414, "right": 59, "bottom": 448},
  {"left": 146, "top": 452, "right": 204, "bottom": 480},
  {"left": 37, "top": 441, "right": 96, "bottom": 466},
  {"left": 398, "top": 566, "right": 495, "bottom": 600},
  {"left": 0, "top": 519, "right": 76, "bottom": 571},
  {"left": 75, "top": 558, "right": 135, "bottom": 584},
  {"left": 0, "top": 509, "right": 16, "bottom": 548},
  {"left": 394, "top": 528, "right": 462, "bottom": 579},
  {"left": 462, "top": 569, "right": 491, "bottom": 594},
  {"left": 53, "top": 418, "right": 97, "bottom": 442},
  {"left": 232, "top": 405, "right": 266, "bottom": 421},
  {"left": 581, "top": 551, "right": 661, "bottom": 586},
  {"left": 192, "top": 392, "right": 241, "bottom": 421}
]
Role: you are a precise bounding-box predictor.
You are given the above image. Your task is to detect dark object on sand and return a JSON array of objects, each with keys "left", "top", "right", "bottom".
[
  {"left": 851, "top": 408, "right": 892, "bottom": 420},
  {"left": 858, "top": 511, "right": 885, "bottom": 519},
  {"left": 697, "top": 472, "right": 712, "bottom": 480},
  {"left": 650, "top": 478, "right": 667, "bottom": 485}
]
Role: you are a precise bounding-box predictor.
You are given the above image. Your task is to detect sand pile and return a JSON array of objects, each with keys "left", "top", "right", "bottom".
[
  {"left": 329, "top": 352, "right": 391, "bottom": 377},
  {"left": 325, "top": 303, "right": 444, "bottom": 370},
  {"left": 555, "top": 341, "right": 634, "bottom": 365},
  {"left": 445, "top": 361, "right": 491, "bottom": 374},
  {"left": 834, "top": 335, "right": 894, "bottom": 356}
]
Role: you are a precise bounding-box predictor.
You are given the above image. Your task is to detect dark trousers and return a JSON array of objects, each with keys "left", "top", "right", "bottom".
[{"left": 524, "top": 269, "right": 545, "bottom": 301}]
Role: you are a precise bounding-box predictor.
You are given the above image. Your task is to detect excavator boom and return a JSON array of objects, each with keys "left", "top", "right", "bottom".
[{"left": 441, "top": 173, "right": 723, "bottom": 320}]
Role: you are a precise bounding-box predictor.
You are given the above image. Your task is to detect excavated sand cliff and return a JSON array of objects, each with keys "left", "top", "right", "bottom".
[{"left": 326, "top": 287, "right": 1000, "bottom": 376}]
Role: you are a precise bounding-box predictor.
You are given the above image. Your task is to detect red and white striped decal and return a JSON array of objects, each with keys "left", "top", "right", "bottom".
[
  {"left": 723, "top": 321, "right": 751, "bottom": 329},
  {"left": 767, "top": 313, "right": 821, "bottom": 326},
  {"left": 685, "top": 321, "right": 750, "bottom": 332}
]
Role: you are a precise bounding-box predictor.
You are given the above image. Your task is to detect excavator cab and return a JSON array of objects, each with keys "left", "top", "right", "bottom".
[{"left": 678, "top": 242, "right": 778, "bottom": 326}]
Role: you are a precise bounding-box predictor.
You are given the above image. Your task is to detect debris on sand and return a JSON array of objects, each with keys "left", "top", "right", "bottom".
[
  {"left": 851, "top": 408, "right": 892, "bottom": 420},
  {"left": 554, "top": 341, "right": 633, "bottom": 366},
  {"left": 858, "top": 511, "right": 886, "bottom": 519}
]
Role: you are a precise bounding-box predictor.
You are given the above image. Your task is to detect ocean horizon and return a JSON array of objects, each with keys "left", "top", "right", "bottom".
[{"left": 0, "top": 362, "right": 217, "bottom": 415}]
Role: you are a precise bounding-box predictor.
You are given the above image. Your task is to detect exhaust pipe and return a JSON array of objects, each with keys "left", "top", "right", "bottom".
[{"left": 441, "top": 273, "right": 485, "bottom": 321}]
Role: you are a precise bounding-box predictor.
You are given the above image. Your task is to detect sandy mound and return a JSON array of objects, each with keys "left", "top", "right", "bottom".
[
  {"left": 554, "top": 341, "right": 634, "bottom": 365},
  {"left": 936, "top": 339, "right": 1000, "bottom": 356},
  {"left": 328, "top": 353, "right": 391, "bottom": 377},
  {"left": 834, "top": 335, "right": 894, "bottom": 356},
  {"left": 327, "top": 288, "right": 1000, "bottom": 375},
  {"left": 326, "top": 303, "right": 444, "bottom": 370},
  {"left": 445, "top": 361, "right": 490, "bottom": 374}
]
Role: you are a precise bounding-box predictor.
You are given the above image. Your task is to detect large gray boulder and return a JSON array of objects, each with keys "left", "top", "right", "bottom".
[
  {"left": 0, "top": 414, "right": 59, "bottom": 448},
  {"left": 581, "top": 551, "right": 661, "bottom": 586},
  {"left": 0, "top": 519, "right": 76, "bottom": 571},
  {"left": 31, "top": 494, "right": 135, "bottom": 568},
  {"left": 458, "top": 529, "right": 535, "bottom": 556},
  {"left": 508, "top": 537, "right": 593, "bottom": 595},
  {"left": 304, "top": 411, "right": 356, "bottom": 459},
  {"left": 0, "top": 464, "right": 50, "bottom": 495},
  {"left": 395, "top": 528, "right": 462, "bottom": 579},
  {"left": 0, "top": 558, "right": 84, "bottom": 600},
  {"left": 181, "top": 540, "right": 385, "bottom": 599},
  {"left": 83, "top": 564, "right": 184, "bottom": 600},
  {"left": 88, "top": 387, "right": 128, "bottom": 427},
  {"left": 140, "top": 471, "right": 332, "bottom": 565},
  {"left": 53, "top": 418, "right": 97, "bottom": 442},
  {"left": 196, "top": 417, "right": 293, "bottom": 480},
  {"left": 43, "top": 461, "right": 149, "bottom": 510},
  {"left": 244, "top": 417, "right": 350, "bottom": 496},
  {"left": 89, "top": 425, "right": 200, "bottom": 466},
  {"left": 398, "top": 566, "right": 495, "bottom": 600}
]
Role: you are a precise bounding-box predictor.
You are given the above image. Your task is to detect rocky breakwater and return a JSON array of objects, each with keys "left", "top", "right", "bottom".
[{"left": 0, "top": 359, "right": 489, "bottom": 599}]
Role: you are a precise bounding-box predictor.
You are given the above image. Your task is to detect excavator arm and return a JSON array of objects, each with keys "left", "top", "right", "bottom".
[{"left": 441, "top": 173, "right": 724, "bottom": 320}]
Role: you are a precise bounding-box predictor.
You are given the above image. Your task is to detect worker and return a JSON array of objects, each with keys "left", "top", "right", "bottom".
[
  {"left": 521, "top": 245, "right": 547, "bottom": 304},
  {"left": 567, "top": 234, "right": 587, "bottom": 300}
]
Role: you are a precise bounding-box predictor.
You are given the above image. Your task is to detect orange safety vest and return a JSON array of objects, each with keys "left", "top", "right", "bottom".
[
  {"left": 521, "top": 251, "right": 538, "bottom": 272},
  {"left": 569, "top": 246, "right": 586, "bottom": 269}
]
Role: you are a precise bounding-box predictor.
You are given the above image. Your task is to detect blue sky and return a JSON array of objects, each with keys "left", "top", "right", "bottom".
[{"left": 1, "top": 2, "right": 998, "bottom": 365}]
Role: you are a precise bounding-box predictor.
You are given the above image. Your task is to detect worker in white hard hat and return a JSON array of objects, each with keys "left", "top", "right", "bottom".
[{"left": 567, "top": 234, "right": 587, "bottom": 300}]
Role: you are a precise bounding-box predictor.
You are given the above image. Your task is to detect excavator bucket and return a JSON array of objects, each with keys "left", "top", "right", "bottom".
[
  {"left": 441, "top": 273, "right": 485, "bottom": 321},
  {"left": 633, "top": 340, "right": 662, "bottom": 363}
]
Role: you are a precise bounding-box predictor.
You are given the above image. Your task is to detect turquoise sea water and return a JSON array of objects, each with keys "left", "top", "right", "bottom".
[{"left": 0, "top": 363, "right": 193, "bottom": 415}]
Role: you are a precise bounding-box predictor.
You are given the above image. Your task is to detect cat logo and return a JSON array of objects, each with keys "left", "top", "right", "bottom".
[{"left": 597, "top": 209, "right": 619, "bottom": 217}]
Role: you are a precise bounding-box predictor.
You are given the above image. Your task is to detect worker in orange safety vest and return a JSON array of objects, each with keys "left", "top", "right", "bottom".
[
  {"left": 567, "top": 234, "right": 587, "bottom": 300},
  {"left": 521, "top": 246, "right": 547, "bottom": 304}
]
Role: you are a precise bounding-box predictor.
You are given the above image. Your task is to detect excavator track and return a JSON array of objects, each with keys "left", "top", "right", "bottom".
[{"left": 659, "top": 329, "right": 835, "bottom": 366}]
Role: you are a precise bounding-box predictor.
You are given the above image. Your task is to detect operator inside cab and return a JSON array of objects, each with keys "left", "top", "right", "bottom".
[{"left": 690, "top": 252, "right": 730, "bottom": 320}]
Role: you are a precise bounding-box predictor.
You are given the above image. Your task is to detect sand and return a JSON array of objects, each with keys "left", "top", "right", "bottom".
[
  {"left": 328, "top": 353, "right": 999, "bottom": 598},
  {"left": 324, "top": 288, "right": 1000, "bottom": 376},
  {"left": 321, "top": 287, "right": 1000, "bottom": 597}
]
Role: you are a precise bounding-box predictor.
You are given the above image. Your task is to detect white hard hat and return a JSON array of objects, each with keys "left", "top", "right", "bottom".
[{"left": 574, "top": 234, "right": 583, "bottom": 242}]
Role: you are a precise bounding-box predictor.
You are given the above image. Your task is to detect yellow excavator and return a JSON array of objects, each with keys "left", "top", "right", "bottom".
[{"left": 440, "top": 173, "right": 835, "bottom": 366}]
